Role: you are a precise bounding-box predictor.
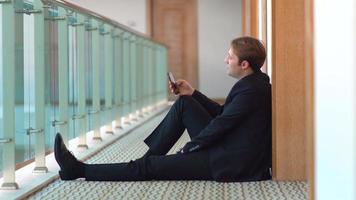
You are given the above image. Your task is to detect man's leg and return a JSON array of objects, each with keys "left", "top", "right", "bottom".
[
  {"left": 146, "top": 151, "right": 212, "bottom": 180},
  {"left": 85, "top": 150, "right": 212, "bottom": 181},
  {"left": 144, "top": 96, "right": 213, "bottom": 156}
]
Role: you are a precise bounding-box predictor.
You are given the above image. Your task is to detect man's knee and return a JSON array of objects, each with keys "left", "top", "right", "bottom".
[
  {"left": 172, "top": 95, "right": 195, "bottom": 109},
  {"left": 169, "top": 95, "right": 198, "bottom": 117},
  {"left": 177, "top": 95, "right": 194, "bottom": 104}
]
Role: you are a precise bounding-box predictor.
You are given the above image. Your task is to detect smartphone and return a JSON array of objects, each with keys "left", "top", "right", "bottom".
[{"left": 167, "top": 72, "right": 179, "bottom": 94}]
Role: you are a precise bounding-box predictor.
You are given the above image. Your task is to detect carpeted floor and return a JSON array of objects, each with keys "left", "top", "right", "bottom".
[{"left": 26, "top": 111, "right": 308, "bottom": 200}]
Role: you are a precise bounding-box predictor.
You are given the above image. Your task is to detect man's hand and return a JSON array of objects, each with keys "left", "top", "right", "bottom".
[{"left": 169, "top": 79, "right": 194, "bottom": 96}]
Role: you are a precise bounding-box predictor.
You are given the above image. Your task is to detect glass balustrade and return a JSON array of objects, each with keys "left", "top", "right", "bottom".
[{"left": 0, "top": 0, "right": 167, "bottom": 189}]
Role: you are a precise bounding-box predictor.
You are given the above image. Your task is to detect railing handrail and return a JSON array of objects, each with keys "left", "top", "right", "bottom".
[{"left": 42, "top": 0, "right": 168, "bottom": 48}]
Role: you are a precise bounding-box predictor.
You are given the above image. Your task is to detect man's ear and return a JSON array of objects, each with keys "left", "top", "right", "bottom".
[{"left": 241, "top": 60, "right": 250, "bottom": 69}]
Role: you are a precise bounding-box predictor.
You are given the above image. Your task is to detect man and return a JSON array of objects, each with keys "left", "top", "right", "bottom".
[{"left": 54, "top": 36, "right": 272, "bottom": 182}]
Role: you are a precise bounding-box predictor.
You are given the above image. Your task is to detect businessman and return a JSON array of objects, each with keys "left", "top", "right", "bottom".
[{"left": 54, "top": 36, "right": 272, "bottom": 182}]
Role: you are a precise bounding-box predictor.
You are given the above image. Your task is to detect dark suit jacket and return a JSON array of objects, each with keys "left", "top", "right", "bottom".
[{"left": 186, "top": 71, "right": 272, "bottom": 182}]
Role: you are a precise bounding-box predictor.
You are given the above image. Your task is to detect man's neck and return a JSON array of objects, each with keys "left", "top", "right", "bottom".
[{"left": 237, "top": 69, "right": 254, "bottom": 80}]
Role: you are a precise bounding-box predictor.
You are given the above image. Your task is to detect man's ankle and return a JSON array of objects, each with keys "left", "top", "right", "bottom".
[
  {"left": 143, "top": 149, "right": 156, "bottom": 158},
  {"left": 78, "top": 162, "right": 86, "bottom": 178}
]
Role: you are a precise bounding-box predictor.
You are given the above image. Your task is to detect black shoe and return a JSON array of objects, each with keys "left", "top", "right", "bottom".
[{"left": 54, "top": 133, "right": 85, "bottom": 180}]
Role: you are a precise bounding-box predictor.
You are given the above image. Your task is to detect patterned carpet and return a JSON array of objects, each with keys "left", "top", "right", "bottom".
[{"left": 26, "top": 111, "right": 308, "bottom": 200}]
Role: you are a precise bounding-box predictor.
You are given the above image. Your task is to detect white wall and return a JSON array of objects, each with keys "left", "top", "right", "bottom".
[
  {"left": 68, "top": 0, "right": 146, "bottom": 33},
  {"left": 314, "top": 0, "right": 356, "bottom": 200},
  {"left": 197, "top": 0, "right": 242, "bottom": 98},
  {"left": 68, "top": 0, "right": 242, "bottom": 99}
]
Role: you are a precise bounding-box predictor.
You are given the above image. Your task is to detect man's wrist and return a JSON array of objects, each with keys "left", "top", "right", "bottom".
[{"left": 181, "top": 141, "right": 201, "bottom": 154}]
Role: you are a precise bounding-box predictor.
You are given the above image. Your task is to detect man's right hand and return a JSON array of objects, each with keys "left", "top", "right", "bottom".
[{"left": 168, "top": 79, "right": 194, "bottom": 96}]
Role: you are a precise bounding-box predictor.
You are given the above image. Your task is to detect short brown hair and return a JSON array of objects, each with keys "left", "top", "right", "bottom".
[{"left": 230, "top": 37, "right": 266, "bottom": 72}]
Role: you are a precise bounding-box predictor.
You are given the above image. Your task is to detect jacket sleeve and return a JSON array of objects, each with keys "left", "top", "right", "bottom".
[
  {"left": 182, "top": 88, "right": 256, "bottom": 153},
  {"left": 192, "top": 90, "right": 223, "bottom": 117}
]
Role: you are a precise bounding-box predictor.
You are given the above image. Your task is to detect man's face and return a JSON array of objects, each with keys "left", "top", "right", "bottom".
[{"left": 224, "top": 47, "right": 243, "bottom": 79}]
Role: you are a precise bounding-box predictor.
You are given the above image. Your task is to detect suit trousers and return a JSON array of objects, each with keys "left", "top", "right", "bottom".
[{"left": 85, "top": 96, "right": 215, "bottom": 181}]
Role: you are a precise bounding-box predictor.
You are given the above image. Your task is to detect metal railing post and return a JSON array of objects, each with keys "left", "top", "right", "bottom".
[
  {"left": 0, "top": 0, "right": 18, "bottom": 190},
  {"left": 90, "top": 19, "right": 101, "bottom": 141},
  {"left": 56, "top": 7, "right": 70, "bottom": 146},
  {"left": 75, "top": 14, "right": 88, "bottom": 150},
  {"left": 32, "top": 0, "right": 48, "bottom": 174},
  {"left": 129, "top": 35, "right": 138, "bottom": 121},
  {"left": 104, "top": 24, "right": 114, "bottom": 134}
]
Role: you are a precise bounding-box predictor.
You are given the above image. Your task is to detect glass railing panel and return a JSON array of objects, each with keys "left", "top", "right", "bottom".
[
  {"left": 122, "top": 32, "right": 131, "bottom": 122},
  {"left": 0, "top": 3, "right": 3, "bottom": 176},
  {"left": 156, "top": 46, "right": 166, "bottom": 102},
  {"left": 68, "top": 14, "right": 77, "bottom": 140},
  {"left": 110, "top": 29, "right": 116, "bottom": 128},
  {"left": 162, "top": 48, "right": 169, "bottom": 100},
  {"left": 129, "top": 35, "right": 137, "bottom": 119},
  {"left": 155, "top": 47, "right": 162, "bottom": 101},
  {"left": 99, "top": 23, "right": 106, "bottom": 127},
  {"left": 68, "top": 11, "right": 87, "bottom": 146},
  {"left": 113, "top": 30, "right": 124, "bottom": 128},
  {"left": 135, "top": 38, "right": 143, "bottom": 114},
  {"left": 142, "top": 40, "right": 148, "bottom": 109},
  {"left": 112, "top": 29, "right": 120, "bottom": 127},
  {"left": 118, "top": 33, "right": 125, "bottom": 122},
  {"left": 16, "top": 1, "right": 33, "bottom": 168},
  {"left": 0, "top": 0, "right": 18, "bottom": 188},
  {"left": 55, "top": 6, "right": 70, "bottom": 144},
  {"left": 74, "top": 13, "right": 88, "bottom": 149},
  {"left": 85, "top": 17, "right": 93, "bottom": 134},
  {"left": 32, "top": 0, "right": 47, "bottom": 172},
  {"left": 13, "top": 0, "right": 48, "bottom": 173},
  {"left": 163, "top": 48, "right": 168, "bottom": 99},
  {"left": 152, "top": 45, "right": 157, "bottom": 105},
  {"left": 147, "top": 42, "right": 153, "bottom": 107}
]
